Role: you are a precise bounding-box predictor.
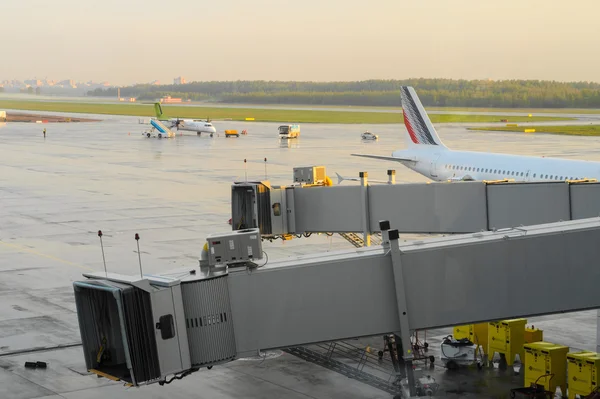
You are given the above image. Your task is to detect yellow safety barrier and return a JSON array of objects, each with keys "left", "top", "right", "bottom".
[
  {"left": 567, "top": 178, "right": 598, "bottom": 184},
  {"left": 567, "top": 351, "right": 600, "bottom": 399},
  {"left": 245, "top": 117, "right": 255, "bottom": 121},
  {"left": 524, "top": 129, "right": 536, "bottom": 133},
  {"left": 488, "top": 319, "right": 526, "bottom": 366},
  {"left": 523, "top": 342, "right": 568, "bottom": 396},
  {"left": 482, "top": 179, "right": 515, "bottom": 184}
]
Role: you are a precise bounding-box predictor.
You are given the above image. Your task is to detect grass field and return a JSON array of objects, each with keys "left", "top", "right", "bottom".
[
  {"left": 429, "top": 106, "right": 600, "bottom": 114},
  {"left": 469, "top": 125, "right": 600, "bottom": 136},
  {"left": 0, "top": 100, "right": 573, "bottom": 124}
]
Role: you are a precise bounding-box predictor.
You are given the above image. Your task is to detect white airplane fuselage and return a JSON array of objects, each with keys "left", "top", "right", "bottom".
[
  {"left": 353, "top": 86, "right": 600, "bottom": 184},
  {"left": 392, "top": 147, "right": 600, "bottom": 182},
  {"left": 164, "top": 119, "right": 217, "bottom": 134}
]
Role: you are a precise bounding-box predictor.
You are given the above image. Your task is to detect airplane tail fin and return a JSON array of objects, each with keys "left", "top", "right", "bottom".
[
  {"left": 401, "top": 86, "right": 447, "bottom": 149},
  {"left": 335, "top": 172, "right": 345, "bottom": 184},
  {"left": 154, "top": 103, "right": 164, "bottom": 119}
]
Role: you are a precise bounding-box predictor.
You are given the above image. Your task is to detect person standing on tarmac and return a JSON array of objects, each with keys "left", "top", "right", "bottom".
[{"left": 43, "top": 128, "right": 46, "bottom": 138}]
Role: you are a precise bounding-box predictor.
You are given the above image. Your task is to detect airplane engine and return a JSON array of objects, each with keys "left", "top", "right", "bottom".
[{"left": 448, "top": 175, "right": 474, "bottom": 182}]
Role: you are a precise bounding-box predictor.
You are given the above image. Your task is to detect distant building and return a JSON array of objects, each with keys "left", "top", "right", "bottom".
[
  {"left": 160, "top": 96, "right": 182, "bottom": 103},
  {"left": 174, "top": 76, "right": 186, "bottom": 85},
  {"left": 25, "top": 79, "right": 43, "bottom": 87},
  {"left": 151, "top": 80, "right": 161, "bottom": 85}
]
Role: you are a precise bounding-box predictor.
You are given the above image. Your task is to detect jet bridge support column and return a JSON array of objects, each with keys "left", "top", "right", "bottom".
[
  {"left": 360, "top": 172, "right": 371, "bottom": 247},
  {"left": 388, "top": 169, "right": 396, "bottom": 184},
  {"left": 387, "top": 225, "right": 417, "bottom": 397}
]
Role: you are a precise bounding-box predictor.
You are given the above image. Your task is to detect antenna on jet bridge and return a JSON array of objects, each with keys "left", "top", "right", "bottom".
[
  {"left": 264, "top": 157, "right": 268, "bottom": 180},
  {"left": 135, "top": 233, "right": 144, "bottom": 278},
  {"left": 244, "top": 159, "right": 247, "bottom": 182},
  {"left": 98, "top": 230, "right": 108, "bottom": 277}
]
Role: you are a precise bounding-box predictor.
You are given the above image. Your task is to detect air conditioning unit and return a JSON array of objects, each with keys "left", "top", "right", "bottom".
[
  {"left": 206, "top": 228, "right": 262, "bottom": 266},
  {"left": 293, "top": 166, "right": 326, "bottom": 184}
]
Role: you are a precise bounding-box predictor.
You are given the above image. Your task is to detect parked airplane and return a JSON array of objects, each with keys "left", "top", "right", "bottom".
[
  {"left": 352, "top": 86, "right": 600, "bottom": 182},
  {"left": 153, "top": 103, "right": 217, "bottom": 136}
]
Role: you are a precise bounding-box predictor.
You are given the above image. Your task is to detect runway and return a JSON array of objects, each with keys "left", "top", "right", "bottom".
[{"left": 1, "top": 114, "right": 600, "bottom": 398}]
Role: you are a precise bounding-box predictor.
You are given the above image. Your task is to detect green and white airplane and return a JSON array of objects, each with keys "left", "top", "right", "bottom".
[{"left": 153, "top": 103, "right": 216, "bottom": 135}]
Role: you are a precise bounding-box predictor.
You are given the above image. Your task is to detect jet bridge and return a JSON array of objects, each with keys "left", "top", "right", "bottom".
[
  {"left": 231, "top": 166, "right": 600, "bottom": 239},
  {"left": 74, "top": 217, "right": 600, "bottom": 394}
]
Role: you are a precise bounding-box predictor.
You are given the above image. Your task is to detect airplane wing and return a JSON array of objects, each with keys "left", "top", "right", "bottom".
[{"left": 351, "top": 154, "right": 415, "bottom": 162}]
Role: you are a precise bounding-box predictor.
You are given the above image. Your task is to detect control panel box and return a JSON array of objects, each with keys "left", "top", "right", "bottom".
[
  {"left": 206, "top": 228, "right": 262, "bottom": 266},
  {"left": 293, "top": 166, "right": 326, "bottom": 184}
]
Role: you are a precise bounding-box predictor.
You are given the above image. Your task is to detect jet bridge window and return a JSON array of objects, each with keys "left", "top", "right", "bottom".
[{"left": 272, "top": 203, "right": 281, "bottom": 216}]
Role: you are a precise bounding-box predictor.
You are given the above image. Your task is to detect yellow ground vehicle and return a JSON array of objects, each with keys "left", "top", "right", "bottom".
[{"left": 225, "top": 130, "right": 240, "bottom": 138}]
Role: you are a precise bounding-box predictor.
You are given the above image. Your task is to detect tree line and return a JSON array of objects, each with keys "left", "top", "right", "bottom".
[{"left": 87, "top": 79, "right": 600, "bottom": 108}]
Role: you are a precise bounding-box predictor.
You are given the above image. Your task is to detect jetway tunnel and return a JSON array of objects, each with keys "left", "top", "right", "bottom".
[
  {"left": 231, "top": 166, "right": 600, "bottom": 237},
  {"left": 74, "top": 217, "right": 600, "bottom": 389}
]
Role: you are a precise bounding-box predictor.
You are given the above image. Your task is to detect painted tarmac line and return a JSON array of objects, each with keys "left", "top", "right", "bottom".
[{"left": 0, "top": 240, "right": 94, "bottom": 271}]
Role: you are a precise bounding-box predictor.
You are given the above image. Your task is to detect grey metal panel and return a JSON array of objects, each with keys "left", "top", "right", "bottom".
[
  {"left": 226, "top": 218, "right": 600, "bottom": 356},
  {"left": 181, "top": 277, "right": 236, "bottom": 366},
  {"left": 170, "top": 284, "right": 191, "bottom": 370},
  {"left": 286, "top": 187, "right": 296, "bottom": 233},
  {"left": 227, "top": 250, "right": 401, "bottom": 356},
  {"left": 293, "top": 185, "right": 363, "bottom": 233},
  {"left": 401, "top": 221, "right": 600, "bottom": 329},
  {"left": 368, "top": 182, "right": 487, "bottom": 233},
  {"left": 486, "top": 183, "right": 570, "bottom": 229},
  {"left": 151, "top": 289, "right": 189, "bottom": 376},
  {"left": 570, "top": 183, "right": 600, "bottom": 220}
]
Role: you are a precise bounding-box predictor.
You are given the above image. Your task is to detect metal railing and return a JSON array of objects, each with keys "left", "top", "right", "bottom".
[{"left": 284, "top": 339, "right": 402, "bottom": 395}]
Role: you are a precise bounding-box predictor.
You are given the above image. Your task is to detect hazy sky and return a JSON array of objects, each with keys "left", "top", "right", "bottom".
[{"left": 1, "top": 0, "right": 599, "bottom": 85}]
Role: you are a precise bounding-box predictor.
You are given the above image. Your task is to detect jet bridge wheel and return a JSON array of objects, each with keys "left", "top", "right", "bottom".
[
  {"left": 158, "top": 133, "right": 162, "bottom": 139},
  {"left": 146, "top": 133, "right": 151, "bottom": 138}
]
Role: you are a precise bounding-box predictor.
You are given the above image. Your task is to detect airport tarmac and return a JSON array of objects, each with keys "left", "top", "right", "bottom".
[{"left": 1, "top": 114, "right": 600, "bottom": 398}]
